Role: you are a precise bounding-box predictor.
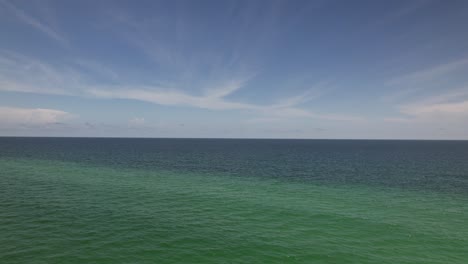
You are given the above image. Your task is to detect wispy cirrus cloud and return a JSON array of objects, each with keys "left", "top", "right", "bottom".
[
  {"left": 383, "top": 57, "right": 468, "bottom": 102},
  {"left": 0, "top": 0, "right": 68, "bottom": 46},
  {"left": 88, "top": 85, "right": 362, "bottom": 121},
  {"left": 385, "top": 87, "right": 468, "bottom": 123},
  {"left": 386, "top": 57, "right": 468, "bottom": 87},
  {"left": 0, "top": 50, "right": 81, "bottom": 95},
  {"left": 102, "top": 2, "right": 277, "bottom": 91},
  {"left": 381, "top": 54, "right": 468, "bottom": 125},
  {"left": 72, "top": 59, "right": 119, "bottom": 81},
  {"left": 0, "top": 50, "right": 362, "bottom": 122},
  {"left": 87, "top": 84, "right": 257, "bottom": 111}
]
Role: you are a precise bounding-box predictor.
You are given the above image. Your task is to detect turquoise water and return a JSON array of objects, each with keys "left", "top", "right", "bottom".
[{"left": 1, "top": 138, "right": 468, "bottom": 263}]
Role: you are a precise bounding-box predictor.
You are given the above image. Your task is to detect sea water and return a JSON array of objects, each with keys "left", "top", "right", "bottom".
[{"left": 1, "top": 138, "right": 467, "bottom": 263}]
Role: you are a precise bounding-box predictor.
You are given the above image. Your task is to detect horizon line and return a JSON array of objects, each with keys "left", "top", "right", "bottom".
[{"left": 0, "top": 136, "right": 467, "bottom": 141}]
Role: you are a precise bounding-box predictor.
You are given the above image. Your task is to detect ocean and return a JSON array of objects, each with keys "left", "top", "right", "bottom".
[{"left": 1, "top": 138, "right": 467, "bottom": 263}]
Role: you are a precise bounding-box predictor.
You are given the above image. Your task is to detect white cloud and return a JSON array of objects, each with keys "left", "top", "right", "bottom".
[
  {"left": 129, "top": 117, "right": 145, "bottom": 126},
  {"left": 0, "top": 106, "right": 74, "bottom": 127},
  {"left": 383, "top": 117, "right": 412, "bottom": 123},
  {"left": 400, "top": 100, "right": 468, "bottom": 116}
]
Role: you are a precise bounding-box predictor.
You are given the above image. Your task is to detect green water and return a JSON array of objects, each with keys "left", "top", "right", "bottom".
[{"left": 1, "top": 157, "right": 467, "bottom": 263}]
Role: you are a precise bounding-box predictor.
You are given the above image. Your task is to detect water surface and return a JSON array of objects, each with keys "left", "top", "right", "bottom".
[{"left": 1, "top": 138, "right": 467, "bottom": 263}]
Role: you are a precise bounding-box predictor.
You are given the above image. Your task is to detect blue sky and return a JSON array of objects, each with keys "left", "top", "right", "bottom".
[{"left": 1, "top": 0, "right": 468, "bottom": 139}]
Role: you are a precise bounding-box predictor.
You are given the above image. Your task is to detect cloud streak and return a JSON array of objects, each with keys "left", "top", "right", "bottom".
[
  {"left": 382, "top": 57, "right": 468, "bottom": 102},
  {"left": 401, "top": 100, "right": 468, "bottom": 116},
  {"left": 0, "top": 50, "right": 81, "bottom": 95},
  {"left": 0, "top": 51, "right": 362, "bottom": 122},
  {"left": 386, "top": 57, "right": 468, "bottom": 87},
  {"left": 87, "top": 83, "right": 257, "bottom": 111},
  {"left": 385, "top": 87, "right": 468, "bottom": 123},
  {"left": 88, "top": 85, "right": 362, "bottom": 121},
  {"left": 0, "top": 0, "right": 68, "bottom": 46}
]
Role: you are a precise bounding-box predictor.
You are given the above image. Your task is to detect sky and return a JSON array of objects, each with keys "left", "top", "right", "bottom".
[{"left": 1, "top": 0, "right": 468, "bottom": 139}]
